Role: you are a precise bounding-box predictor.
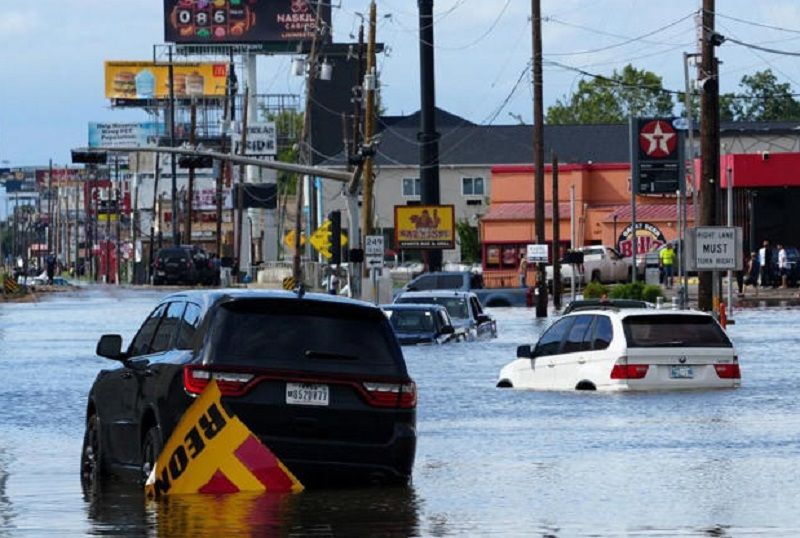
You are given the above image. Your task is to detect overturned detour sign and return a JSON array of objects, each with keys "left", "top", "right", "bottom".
[
  {"left": 394, "top": 205, "right": 455, "bottom": 249},
  {"left": 145, "top": 380, "right": 303, "bottom": 499}
]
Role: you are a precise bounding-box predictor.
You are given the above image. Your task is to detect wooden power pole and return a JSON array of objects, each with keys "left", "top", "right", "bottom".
[
  {"left": 360, "top": 1, "right": 377, "bottom": 241},
  {"left": 698, "top": 0, "right": 720, "bottom": 312},
  {"left": 532, "top": 0, "right": 548, "bottom": 317}
]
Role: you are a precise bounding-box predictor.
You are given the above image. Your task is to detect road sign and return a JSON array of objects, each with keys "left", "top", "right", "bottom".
[
  {"left": 365, "top": 235, "right": 384, "bottom": 268},
  {"left": 309, "top": 219, "right": 348, "bottom": 259},
  {"left": 687, "top": 226, "right": 743, "bottom": 271},
  {"left": 526, "top": 244, "right": 549, "bottom": 263},
  {"left": 283, "top": 230, "right": 305, "bottom": 251}
]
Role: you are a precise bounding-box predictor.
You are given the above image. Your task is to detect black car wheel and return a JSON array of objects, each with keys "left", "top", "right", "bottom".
[
  {"left": 80, "top": 415, "right": 103, "bottom": 495},
  {"left": 141, "top": 426, "right": 163, "bottom": 485}
]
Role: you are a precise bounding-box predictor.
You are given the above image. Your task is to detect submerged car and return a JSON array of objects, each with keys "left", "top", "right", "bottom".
[
  {"left": 81, "top": 290, "right": 417, "bottom": 491},
  {"left": 497, "top": 309, "right": 740, "bottom": 391},
  {"left": 381, "top": 304, "right": 460, "bottom": 345},
  {"left": 394, "top": 290, "right": 497, "bottom": 340}
]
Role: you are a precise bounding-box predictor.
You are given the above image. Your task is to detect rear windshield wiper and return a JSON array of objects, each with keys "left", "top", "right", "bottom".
[
  {"left": 648, "top": 340, "right": 686, "bottom": 346},
  {"left": 304, "top": 350, "right": 359, "bottom": 360}
]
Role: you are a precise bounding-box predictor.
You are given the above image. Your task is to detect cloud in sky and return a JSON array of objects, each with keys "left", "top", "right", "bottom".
[{"left": 2, "top": 0, "right": 800, "bottom": 166}]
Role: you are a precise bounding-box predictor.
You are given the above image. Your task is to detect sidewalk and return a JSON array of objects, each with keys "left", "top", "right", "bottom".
[{"left": 661, "top": 281, "right": 800, "bottom": 308}]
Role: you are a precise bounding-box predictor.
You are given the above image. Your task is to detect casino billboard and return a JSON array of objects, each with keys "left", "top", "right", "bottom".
[{"left": 164, "top": 0, "right": 332, "bottom": 45}]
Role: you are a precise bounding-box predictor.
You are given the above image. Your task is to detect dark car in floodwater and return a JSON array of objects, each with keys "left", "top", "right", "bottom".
[
  {"left": 152, "top": 246, "right": 219, "bottom": 286},
  {"left": 381, "top": 304, "right": 460, "bottom": 345},
  {"left": 80, "top": 290, "right": 417, "bottom": 491}
]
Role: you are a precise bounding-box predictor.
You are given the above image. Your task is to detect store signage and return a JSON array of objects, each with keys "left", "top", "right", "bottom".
[
  {"left": 394, "top": 205, "right": 455, "bottom": 249},
  {"left": 164, "top": 0, "right": 332, "bottom": 45},
  {"left": 231, "top": 123, "right": 277, "bottom": 156},
  {"left": 617, "top": 222, "right": 666, "bottom": 258},
  {"left": 630, "top": 117, "right": 685, "bottom": 194}
]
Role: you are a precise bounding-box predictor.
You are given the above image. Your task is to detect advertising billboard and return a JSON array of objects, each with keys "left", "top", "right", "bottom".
[
  {"left": 89, "top": 122, "right": 163, "bottom": 149},
  {"left": 35, "top": 168, "right": 87, "bottom": 188},
  {"left": 104, "top": 61, "right": 228, "bottom": 104},
  {"left": 231, "top": 123, "right": 277, "bottom": 156},
  {"left": 394, "top": 205, "right": 455, "bottom": 250},
  {"left": 164, "top": 0, "right": 332, "bottom": 45}
]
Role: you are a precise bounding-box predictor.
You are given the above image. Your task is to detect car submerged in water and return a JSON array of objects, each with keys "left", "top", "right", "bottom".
[
  {"left": 81, "top": 290, "right": 417, "bottom": 491},
  {"left": 393, "top": 290, "right": 497, "bottom": 341},
  {"left": 497, "top": 309, "right": 740, "bottom": 391},
  {"left": 381, "top": 304, "right": 461, "bottom": 345}
]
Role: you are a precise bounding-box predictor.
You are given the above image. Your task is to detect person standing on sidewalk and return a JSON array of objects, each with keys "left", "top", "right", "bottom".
[
  {"left": 659, "top": 243, "right": 675, "bottom": 289},
  {"left": 778, "top": 243, "right": 789, "bottom": 288},
  {"left": 759, "top": 240, "right": 774, "bottom": 287},
  {"left": 518, "top": 253, "right": 528, "bottom": 288}
]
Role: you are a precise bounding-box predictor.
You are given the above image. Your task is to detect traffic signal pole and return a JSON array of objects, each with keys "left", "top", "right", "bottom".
[{"left": 532, "top": 0, "right": 548, "bottom": 317}]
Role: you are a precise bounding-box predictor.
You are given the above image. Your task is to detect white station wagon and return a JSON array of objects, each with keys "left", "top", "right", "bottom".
[{"left": 497, "top": 309, "right": 740, "bottom": 391}]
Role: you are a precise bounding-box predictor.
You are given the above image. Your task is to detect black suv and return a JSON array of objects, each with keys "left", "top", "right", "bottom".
[
  {"left": 152, "top": 246, "right": 219, "bottom": 286},
  {"left": 80, "top": 290, "right": 417, "bottom": 491}
]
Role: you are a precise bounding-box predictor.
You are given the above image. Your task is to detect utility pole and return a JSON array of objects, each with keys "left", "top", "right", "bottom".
[
  {"left": 552, "top": 151, "right": 561, "bottom": 309},
  {"left": 698, "top": 0, "right": 720, "bottom": 312},
  {"left": 47, "top": 159, "right": 53, "bottom": 256},
  {"left": 293, "top": 2, "right": 324, "bottom": 283},
  {"left": 168, "top": 45, "right": 180, "bottom": 247},
  {"left": 149, "top": 153, "right": 160, "bottom": 283},
  {"left": 361, "top": 1, "right": 377, "bottom": 242},
  {"left": 186, "top": 100, "right": 197, "bottom": 246},
  {"left": 532, "top": 0, "right": 548, "bottom": 317},
  {"left": 418, "top": 0, "right": 442, "bottom": 273},
  {"left": 115, "top": 166, "right": 121, "bottom": 285},
  {"left": 236, "top": 89, "right": 249, "bottom": 281}
]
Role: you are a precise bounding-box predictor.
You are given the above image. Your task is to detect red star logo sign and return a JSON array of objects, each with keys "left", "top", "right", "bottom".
[{"left": 639, "top": 120, "right": 677, "bottom": 158}]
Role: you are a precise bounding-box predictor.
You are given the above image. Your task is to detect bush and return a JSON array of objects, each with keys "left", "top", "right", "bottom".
[
  {"left": 609, "top": 281, "right": 650, "bottom": 300},
  {"left": 583, "top": 281, "right": 608, "bottom": 298},
  {"left": 642, "top": 284, "right": 664, "bottom": 303}
]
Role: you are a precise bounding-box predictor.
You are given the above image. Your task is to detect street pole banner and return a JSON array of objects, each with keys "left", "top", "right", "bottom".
[
  {"left": 145, "top": 380, "right": 304, "bottom": 499},
  {"left": 232, "top": 123, "right": 278, "bottom": 157},
  {"left": 630, "top": 117, "right": 686, "bottom": 194}
]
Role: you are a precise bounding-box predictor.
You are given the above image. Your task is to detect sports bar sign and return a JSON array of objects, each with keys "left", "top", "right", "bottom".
[
  {"left": 164, "top": 0, "right": 332, "bottom": 44},
  {"left": 394, "top": 205, "right": 455, "bottom": 249}
]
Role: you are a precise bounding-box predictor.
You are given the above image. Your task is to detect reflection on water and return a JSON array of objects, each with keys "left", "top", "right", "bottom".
[{"left": 83, "top": 483, "right": 420, "bottom": 537}]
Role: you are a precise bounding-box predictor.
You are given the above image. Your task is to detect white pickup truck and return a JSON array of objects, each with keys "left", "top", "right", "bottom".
[{"left": 546, "top": 245, "right": 633, "bottom": 286}]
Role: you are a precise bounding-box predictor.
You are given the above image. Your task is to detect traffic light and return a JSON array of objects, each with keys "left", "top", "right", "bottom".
[
  {"left": 329, "top": 210, "right": 341, "bottom": 265},
  {"left": 178, "top": 155, "right": 214, "bottom": 169}
]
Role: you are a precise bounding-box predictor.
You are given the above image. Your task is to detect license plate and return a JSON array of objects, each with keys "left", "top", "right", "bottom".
[
  {"left": 286, "top": 383, "right": 329, "bottom": 406},
  {"left": 670, "top": 365, "right": 694, "bottom": 379}
]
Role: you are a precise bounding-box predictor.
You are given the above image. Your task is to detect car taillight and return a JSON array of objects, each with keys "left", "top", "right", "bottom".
[
  {"left": 714, "top": 362, "right": 741, "bottom": 379},
  {"left": 183, "top": 366, "right": 255, "bottom": 396},
  {"left": 610, "top": 361, "right": 649, "bottom": 380},
  {"left": 362, "top": 381, "right": 417, "bottom": 409}
]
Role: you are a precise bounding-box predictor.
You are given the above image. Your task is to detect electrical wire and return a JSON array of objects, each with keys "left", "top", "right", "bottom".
[
  {"left": 724, "top": 36, "right": 800, "bottom": 57},
  {"left": 545, "top": 16, "right": 690, "bottom": 48},
  {"left": 716, "top": 12, "right": 800, "bottom": 35}
]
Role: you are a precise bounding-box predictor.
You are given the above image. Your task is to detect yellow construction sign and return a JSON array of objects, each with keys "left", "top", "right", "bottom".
[
  {"left": 309, "top": 219, "right": 348, "bottom": 259},
  {"left": 144, "top": 380, "right": 304, "bottom": 499}
]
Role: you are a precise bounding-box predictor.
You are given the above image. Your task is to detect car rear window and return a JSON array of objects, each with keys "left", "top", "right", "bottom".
[
  {"left": 437, "top": 275, "right": 464, "bottom": 289},
  {"left": 206, "top": 299, "right": 402, "bottom": 369},
  {"left": 158, "top": 248, "right": 188, "bottom": 261},
  {"left": 397, "top": 296, "right": 468, "bottom": 320},
  {"left": 385, "top": 309, "right": 436, "bottom": 333},
  {"left": 622, "top": 314, "right": 732, "bottom": 348}
]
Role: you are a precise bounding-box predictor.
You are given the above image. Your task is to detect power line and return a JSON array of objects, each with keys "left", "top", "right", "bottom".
[
  {"left": 544, "top": 11, "right": 696, "bottom": 56},
  {"left": 716, "top": 12, "right": 800, "bottom": 35},
  {"left": 725, "top": 36, "right": 800, "bottom": 57},
  {"left": 545, "top": 16, "right": 690, "bottom": 48}
]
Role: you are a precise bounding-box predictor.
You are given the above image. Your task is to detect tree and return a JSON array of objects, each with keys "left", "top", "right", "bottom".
[
  {"left": 721, "top": 69, "right": 800, "bottom": 121},
  {"left": 546, "top": 65, "right": 674, "bottom": 124},
  {"left": 265, "top": 109, "right": 304, "bottom": 195},
  {"left": 456, "top": 220, "right": 480, "bottom": 264}
]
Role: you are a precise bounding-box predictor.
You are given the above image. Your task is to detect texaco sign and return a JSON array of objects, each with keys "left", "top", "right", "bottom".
[{"left": 630, "top": 117, "right": 685, "bottom": 195}]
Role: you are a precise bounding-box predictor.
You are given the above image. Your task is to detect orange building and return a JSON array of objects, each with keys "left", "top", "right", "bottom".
[{"left": 479, "top": 163, "right": 694, "bottom": 287}]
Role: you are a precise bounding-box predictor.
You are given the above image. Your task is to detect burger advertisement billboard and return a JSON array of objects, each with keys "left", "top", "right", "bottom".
[
  {"left": 104, "top": 61, "right": 228, "bottom": 105},
  {"left": 163, "top": 0, "right": 332, "bottom": 45}
]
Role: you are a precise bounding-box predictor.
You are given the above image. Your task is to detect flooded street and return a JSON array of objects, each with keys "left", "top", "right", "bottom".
[{"left": 1, "top": 287, "right": 800, "bottom": 536}]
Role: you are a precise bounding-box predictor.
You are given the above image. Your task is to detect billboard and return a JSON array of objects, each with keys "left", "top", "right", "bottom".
[
  {"left": 630, "top": 117, "right": 685, "bottom": 195},
  {"left": 104, "top": 61, "right": 228, "bottom": 103},
  {"left": 35, "top": 168, "right": 87, "bottom": 188},
  {"left": 164, "top": 0, "right": 332, "bottom": 45},
  {"left": 89, "top": 122, "right": 163, "bottom": 148},
  {"left": 394, "top": 205, "right": 455, "bottom": 250},
  {"left": 231, "top": 123, "right": 277, "bottom": 156}
]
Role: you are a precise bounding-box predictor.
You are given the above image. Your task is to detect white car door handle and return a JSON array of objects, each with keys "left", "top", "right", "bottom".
[
  {"left": 578, "top": 359, "right": 586, "bottom": 364},
  {"left": 547, "top": 362, "right": 555, "bottom": 368}
]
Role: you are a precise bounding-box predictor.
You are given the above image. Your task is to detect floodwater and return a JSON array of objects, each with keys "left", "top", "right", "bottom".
[{"left": 1, "top": 288, "right": 799, "bottom": 537}]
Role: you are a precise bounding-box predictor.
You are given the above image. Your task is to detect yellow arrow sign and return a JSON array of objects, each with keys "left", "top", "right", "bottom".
[
  {"left": 309, "top": 219, "right": 348, "bottom": 259},
  {"left": 144, "top": 380, "right": 304, "bottom": 499},
  {"left": 283, "top": 229, "right": 306, "bottom": 251}
]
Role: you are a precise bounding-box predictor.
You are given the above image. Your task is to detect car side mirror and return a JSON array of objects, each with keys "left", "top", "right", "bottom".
[
  {"left": 516, "top": 344, "right": 533, "bottom": 359},
  {"left": 406, "top": 285, "right": 418, "bottom": 291},
  {"left": 96, "top": 334, "right": 125, "bottom": 361},
  {"left": 477, "top": 314, "right": 491, "bottom": 324},
  {"left": 441, "top": 325, "right": 455, "bottom": 334}
]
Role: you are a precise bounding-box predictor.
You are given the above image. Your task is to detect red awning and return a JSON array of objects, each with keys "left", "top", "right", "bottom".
[
  {"left": 602, "top": 203, "right": 695, "bottom": 222},
  {"left": 482, "top": 202, "right": 572, "bottom": 222}
]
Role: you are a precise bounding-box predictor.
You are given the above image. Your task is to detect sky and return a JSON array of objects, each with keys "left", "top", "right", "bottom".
[{"left": 2, "top": 0, "right": 800, "bottom": 169}]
